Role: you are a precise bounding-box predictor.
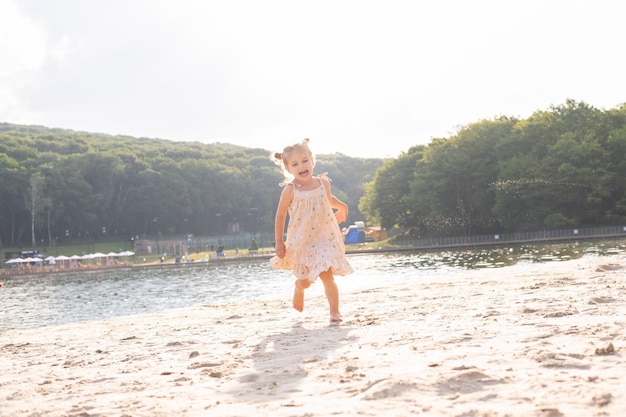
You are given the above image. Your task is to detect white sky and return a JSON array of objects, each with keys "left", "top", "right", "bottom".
[{"left": 1, "top": 0, "right": 625, "bottom": 158}]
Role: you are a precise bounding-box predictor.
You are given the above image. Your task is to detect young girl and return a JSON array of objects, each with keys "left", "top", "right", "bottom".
[{"left": 270, "top": 138, "right": 354, "bottom": 322}]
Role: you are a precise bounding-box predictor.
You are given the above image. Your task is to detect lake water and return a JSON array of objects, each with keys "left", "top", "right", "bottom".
[{"left": 1, "top": 240, "right": 623, "bottom": 332}]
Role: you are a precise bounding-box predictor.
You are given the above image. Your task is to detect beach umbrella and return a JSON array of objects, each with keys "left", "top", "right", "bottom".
[
  {"left": 5, "top": 258, "right": 20, "bottom": 264},
  {"left": 54, "top": 255, "right": 70, "bottom": 268},
  {"left": 23, "top": 257, "right": 43, "bottom": 263},
  {"left": 87, "top": 252, "right": 108, "bottom": 265}
]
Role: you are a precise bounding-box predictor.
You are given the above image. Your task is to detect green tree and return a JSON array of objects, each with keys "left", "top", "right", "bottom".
[
  {"left": 360, "top": 146, "right": 424, "bottom": 231},
  {"left": 0, "top": 153, "right": 27, "bottom": 247},
  {"left": 25, "top": 174, "right": 45, "bottom": 249},
  {"left": 493, "top": 100, "right": 615, "bottom": 230}
]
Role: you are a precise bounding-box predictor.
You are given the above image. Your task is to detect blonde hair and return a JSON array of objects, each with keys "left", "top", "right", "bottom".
[{"left": 272, "top": 138, "right": 315, "bottom": 183}]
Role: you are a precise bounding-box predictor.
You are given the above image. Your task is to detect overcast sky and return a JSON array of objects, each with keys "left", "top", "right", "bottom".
[{"left": 1, "top": 0, "right": 625, "bottom": 158}]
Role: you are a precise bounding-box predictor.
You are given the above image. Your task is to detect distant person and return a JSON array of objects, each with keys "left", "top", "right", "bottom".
[
  {"left": 249, "top": 239, "right": 258, "bottom": 255},
  {"left": 270, "top": 138, "right": 353, "bottom": 323}
]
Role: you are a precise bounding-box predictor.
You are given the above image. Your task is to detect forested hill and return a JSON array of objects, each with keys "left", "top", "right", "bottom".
[
  {"left": 0, "top": 123, "right": 384, "bottom": 248},
  {"left": 5, "top": 99, "right": 626, "bottom": 249},
  {"left": 360, "top": 99, "right": 626, "bottom": 237}
]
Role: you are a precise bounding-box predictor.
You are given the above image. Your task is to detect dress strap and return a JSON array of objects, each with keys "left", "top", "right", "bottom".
[{"left": 318, "top": 172, "right": 332, "bottom": 182}]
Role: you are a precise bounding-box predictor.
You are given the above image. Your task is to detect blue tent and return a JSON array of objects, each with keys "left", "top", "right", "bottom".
[
  {"left": 344, "top": 221, "right": 366, "bottom": 244},
  {"left": 344, "top": 225, "right": 360, "bottom": 244}
]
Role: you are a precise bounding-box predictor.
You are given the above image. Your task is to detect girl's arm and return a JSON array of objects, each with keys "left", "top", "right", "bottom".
[
  {"left": 331, "top": 195, "right": 348, "bottom": 224},
  {"left": 320, "top": 175, "right": 348, "bottom": 224},
  {"left": 274, "top": 185, "right": 293, "bottom": 258}
]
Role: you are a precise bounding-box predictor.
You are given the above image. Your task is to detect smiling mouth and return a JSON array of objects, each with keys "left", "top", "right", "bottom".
[{"left": 299, "top": 170, "right": 309, "bottom": 177}]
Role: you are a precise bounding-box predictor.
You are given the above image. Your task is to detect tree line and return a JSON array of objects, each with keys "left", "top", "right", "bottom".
[
  {"left": 360, "top": 99, "right": 626, "bottom": 237},
  {"left": 0, "top": 124, "right": 382, "bottom": 250},
  {"left": 3, "top": 99, "right": 625, "bottom": 250}
]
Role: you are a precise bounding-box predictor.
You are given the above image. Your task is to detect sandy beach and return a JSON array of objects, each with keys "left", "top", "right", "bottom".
[{"left": 1, "top": 254, "right": 625, "bottom": 417}]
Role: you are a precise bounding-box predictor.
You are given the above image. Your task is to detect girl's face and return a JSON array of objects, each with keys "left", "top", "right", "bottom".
[{"left": 285, "top": 148, "right": 314, "bottom": 182}]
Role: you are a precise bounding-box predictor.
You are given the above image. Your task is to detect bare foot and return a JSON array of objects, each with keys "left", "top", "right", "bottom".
[
  {"left": 330, "top": 312, "right": 342, "bottom": 323},
  {"left": 292, "top": 287, "right": 305, "bottom": 312}
]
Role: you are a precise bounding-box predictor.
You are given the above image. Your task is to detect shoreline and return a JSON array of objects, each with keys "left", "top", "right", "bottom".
[
  {"left": 1, "top": 254, "right": 625, "bottom": 416},
  {"left": 2, "top": 234, "right": 624, "bottom": 280}
]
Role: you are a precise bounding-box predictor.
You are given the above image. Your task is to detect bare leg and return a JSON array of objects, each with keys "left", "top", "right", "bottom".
[
  {"left": 293, "top": 279, "right": 311, "bottom": 312},
  {"left": 319, "top": 270, "right": 342, "bottom": 322}
]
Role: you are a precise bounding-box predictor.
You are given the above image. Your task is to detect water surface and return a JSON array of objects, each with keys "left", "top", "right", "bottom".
[{"left": 1, "top": 240, "right": 623, "bottom": 332}]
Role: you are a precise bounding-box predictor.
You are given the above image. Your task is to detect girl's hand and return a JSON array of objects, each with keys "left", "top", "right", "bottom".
[
  {"left": 275, "top": 241, "right": 287, "bottom": 258},
  {"left": 334, "top": 205, "right": 348, "bottom": 224},
  {"left": 329, "top": 194, "right": 348, "bottom": 225}
]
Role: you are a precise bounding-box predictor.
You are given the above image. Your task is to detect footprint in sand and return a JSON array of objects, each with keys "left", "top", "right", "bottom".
[
  {"left": 596, "top": 264, "right": 623, "bottom": 271},
  {"left": 592, "top": 392, "right": 613, "bottom": 406},
  {"left": 595, "top": 342, "right": 615, "bottom": 355}
]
